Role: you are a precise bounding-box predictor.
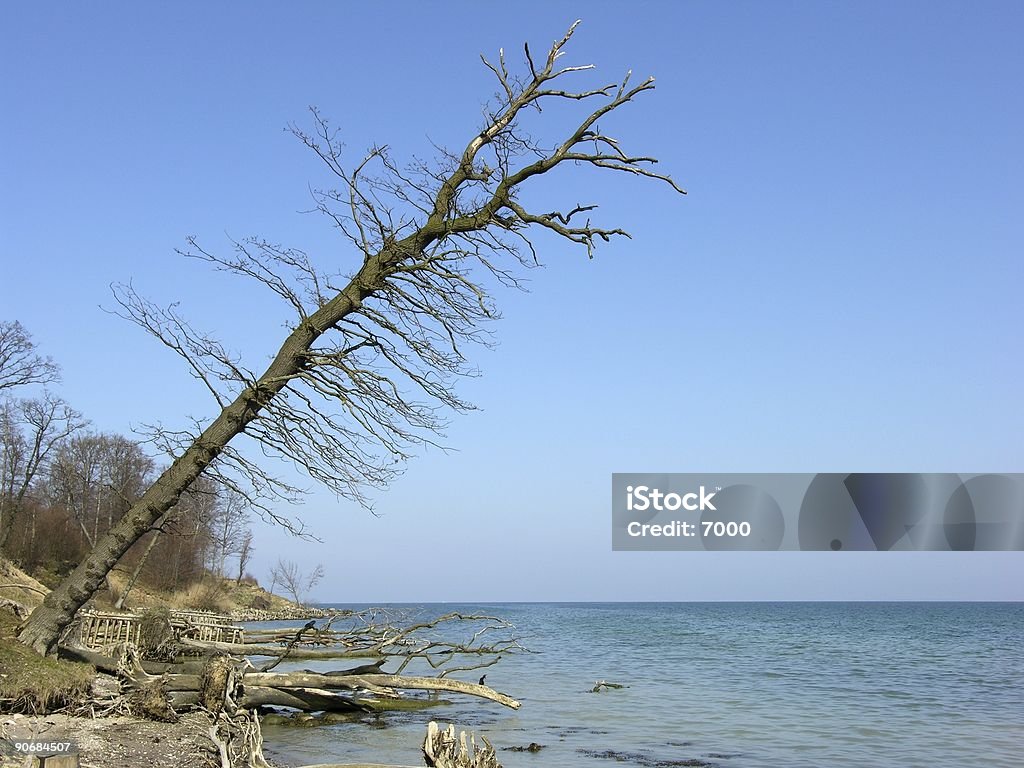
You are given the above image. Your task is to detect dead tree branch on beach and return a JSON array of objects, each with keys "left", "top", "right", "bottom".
[
  {"left": 214, "top": 610, "right": 528, "bottom": 673},
  {"left": 44, "top": 613, "right": 515, "bottom": 765},
  {"left": 60, "top": 608, "right": 525, "bottom": 721},
  {"left": 61, "top": 641, "right": 521, "bottom": 716},
  {"left": 19, "top": 20, "right": 684, "bottom": 654}
]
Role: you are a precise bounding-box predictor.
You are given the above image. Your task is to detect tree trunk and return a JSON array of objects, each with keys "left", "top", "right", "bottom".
[
  {"left": 241, "top": 671, "right": 520, "bottom": 709},
  {"left": 17, "top": 421, "right": 243, "bottom": 654},
  {"left": 114, "top": 527, "right": 163, "bottom": 610},
  {"left": 0, "top": 485, "right": 30, "bottom": 552},
  {"left": 18, "top": 252, "right": 391, "bottom": 654},
  {"left": 16, "top": 26, "right": 681, "bottom": 656},
  {"left": 181, "top": 637, "right": 381, "bottom": 659},
  {"left": 237, "top": 686, "right": 370, "bottom": 712}
]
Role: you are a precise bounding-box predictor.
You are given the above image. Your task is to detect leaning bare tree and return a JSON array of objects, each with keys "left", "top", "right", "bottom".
[{"left": 19, "top": 22, "right": 684, "bottom": 653}]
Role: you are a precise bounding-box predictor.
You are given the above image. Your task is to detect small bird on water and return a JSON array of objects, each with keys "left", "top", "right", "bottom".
[{"left": 478, "top": 674, "right": 487, "bottom": 686}]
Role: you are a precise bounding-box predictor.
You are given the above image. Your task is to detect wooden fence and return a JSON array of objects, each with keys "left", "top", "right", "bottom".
[{"left": 78, "top": 609, "right": 243, "bottom": 649}]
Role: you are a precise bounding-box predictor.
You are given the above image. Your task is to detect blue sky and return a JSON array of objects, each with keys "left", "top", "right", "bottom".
[{"left": 2, "top": 2, "right": 1022, "bottom": 601}]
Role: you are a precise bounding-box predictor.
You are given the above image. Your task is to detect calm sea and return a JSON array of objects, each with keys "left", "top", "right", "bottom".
[{"left": 260, "top": 603, "right": 1023, "bottom": 768}]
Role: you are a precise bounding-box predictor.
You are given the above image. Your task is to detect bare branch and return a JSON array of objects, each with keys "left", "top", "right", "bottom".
[
  {"left": 0, "top": 321, "right": 60, "bottom": 392},
  {"left": 21, "top": 21, "right": 686, "bottom": 655}
]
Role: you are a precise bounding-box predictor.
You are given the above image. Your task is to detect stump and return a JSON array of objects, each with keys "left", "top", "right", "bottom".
[
  {"left": 422, "top": 722, "right": 501, "bottom": 768},
  {"left": 199, "top": 653, "right": 235, "bottom": 714},
  {"left": 130, "top": 676, "right": 179, "bottom": 722}
]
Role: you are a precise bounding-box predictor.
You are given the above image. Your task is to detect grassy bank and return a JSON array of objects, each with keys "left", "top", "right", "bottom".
[
  {"left": 0, "top": 612, "right": 93, "bottom": 713},
  {"left": 0, "top": 557, "right": 310, "bottom": 621}
]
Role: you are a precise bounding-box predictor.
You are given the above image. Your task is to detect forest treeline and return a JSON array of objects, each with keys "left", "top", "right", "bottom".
[{"left": 0, "top": 320, "right": 254, "bottom": 598}]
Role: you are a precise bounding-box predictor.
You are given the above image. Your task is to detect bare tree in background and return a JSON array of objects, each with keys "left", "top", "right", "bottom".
[
  {"left": 0, "top": 321, "right": 60, "bottom": 393},
  {"left": 0, "top": 394, "right": 85, "bottom": 553},
  {"left": 49, "top": 432, "right": 154, "bottom": 549},
  {"left": 269, "top": 558, "right": 324, "bottom": 606},
  {"left": 207, "top": 488, "right": 250, "bottom": 578},
  {"left": 0, "top": 321, "right": 81, "bottom": 554},
  {"left": 235, "top": 529, "right": 254, "bottom": 585},
  {"left": 141, "top": 476, "right": 222, "bottom": 592},
  {"left": 19, "top": 22, "right": 684, "bottom": 653}
]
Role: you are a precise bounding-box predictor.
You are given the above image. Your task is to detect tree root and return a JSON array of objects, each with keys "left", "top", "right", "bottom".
[
  {"left": 208, "top": 709, "right": 270, "bottom": 768},
  {"left": 423, "top": 721, "right": 502, "bottom": 768}
]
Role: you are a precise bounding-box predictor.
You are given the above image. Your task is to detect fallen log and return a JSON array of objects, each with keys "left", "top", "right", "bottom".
[
  {"left": 168, "top": 690, "right": 201, "bottom": 708},
  {"left": 182, "top": 638, "right": 380, "bottom": 659},
  {"left": 58, "top": 643, "right": 518, "bottom": 713},
  {"left": 243, "top": 671, "right": 396, "bottom": 698},
  {"left": 170, "top": 689, "right": 364, "bottom": 717},
  {"left": 242, "top": 627, "right": 351, "bottom": 642},
  {"left": 321, "top": 659, "right": 385, "bottom": 675},
  {"left": 59, "top": 643, "right": 125, "bottom": 674},
  {"left": 142, "top": 658, "right": 207, "bottom": 675},
  {"left": 161, "top": 674, "right": 202, "bottom": 691},
  {"left": 241, "top": 672, "right": 520, "bottom": 709},
  {"left": 238, "top": 686, "right": 371, "bottom": 712}
]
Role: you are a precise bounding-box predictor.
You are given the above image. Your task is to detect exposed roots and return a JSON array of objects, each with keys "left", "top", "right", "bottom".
[
  {"left": 208, "top": 709, "right": 271, "bottom": 768},
  {"left": 423, "top": 721, "right": 502, "bottom": 768}
]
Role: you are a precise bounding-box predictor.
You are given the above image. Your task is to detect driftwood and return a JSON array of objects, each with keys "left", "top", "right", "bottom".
[
  {"left": 208, "top": 709, "right": 271, "bottom": 768},
  {"left": 200, "top": 654, "right": 237, "bottom": 713},
  {"left": 0, "top": 582, "right": 48, "bottom": 595},
  {"left": 167, "top": 686, "right": 372, "bottom": 713},
  {"left": 141, "top": 658, "right": 207, "bottom": 675},
  {"left": 242, "top": 672, "right": 519, "bottom": 709},
  {"left": 187, "top": 611, "right": 528, "bottom": 668},
  {"left": 49, "top": 610, "right": 527, "bottom": 768},
  {"left": 181, "top": 638, "right": 378, "bottom": 659},
  {"left": 58, "top": 642, "right": 181, "bottom": 721},
  {"left": 59, "top": 643, "right": 130, "bottom": 675},
  {"left": 423, "top": 722, "right": 501, "bottom": 768},
  {"left": 238, "top": 686, "right": 372, "bottom": 712},
  {"left": 57, "top": 606, "right": 524, "bottom": 758},
  {"left": 60, "top": 645, "right": 520, "bottom": 718},
  {"left": 240, "top": 626, "right": 353, "bottom": 645}
]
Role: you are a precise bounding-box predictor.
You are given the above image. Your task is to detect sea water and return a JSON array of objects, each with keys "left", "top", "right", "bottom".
[{"left": 260, "top": 603, "right": 1023, "bottom": 768}]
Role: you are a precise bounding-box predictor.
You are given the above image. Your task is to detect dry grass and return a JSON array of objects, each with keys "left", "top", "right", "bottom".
[
  {"left": 169, "top": 580, "right": 232, "bottom": 613},
  {"left": 224, "top": 580, "right": 298, "bottom": 612},
  {"left": 0, "top": 612, "right": 94, "bottom": 714},
  {"left": 0, "top": 558, "right": 49, "bottom": 612}
]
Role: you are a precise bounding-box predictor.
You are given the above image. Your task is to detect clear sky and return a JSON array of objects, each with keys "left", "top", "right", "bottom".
[{"left": 3, "top": 2, "right": 1022, "bottom": 601}]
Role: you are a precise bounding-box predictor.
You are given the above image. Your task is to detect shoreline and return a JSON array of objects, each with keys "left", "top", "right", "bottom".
[
  {"left": 231, "top": 605, "right": 335, "bottom": 623},
  {"left": 2, "top": 706, "right": 425, "bottom": 768},
  {"left": 0, "top": 710, "right": 222, "bottom": 768}
]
